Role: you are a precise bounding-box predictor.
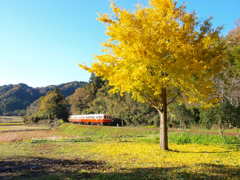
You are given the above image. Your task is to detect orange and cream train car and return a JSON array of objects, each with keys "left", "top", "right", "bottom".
[{"left": 69, "top": 114, "right": 115, "bottom": 125}]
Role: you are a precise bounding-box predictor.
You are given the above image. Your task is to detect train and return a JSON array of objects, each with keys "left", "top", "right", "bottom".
[{"left": 68, "top": 114, "right": 123, "bottom": 126}]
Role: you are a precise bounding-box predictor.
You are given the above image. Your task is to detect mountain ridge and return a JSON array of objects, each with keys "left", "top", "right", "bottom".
[{"left": 0, "top": 81, "right": 87, "bottom": 115}]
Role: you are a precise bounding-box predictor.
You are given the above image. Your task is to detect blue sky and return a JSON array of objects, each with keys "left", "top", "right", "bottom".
[{"left": 0, "top": 0, "right": 239, "bottom": 87}]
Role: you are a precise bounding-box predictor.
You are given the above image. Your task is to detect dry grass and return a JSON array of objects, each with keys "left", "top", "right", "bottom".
[{"left": 0, "top": 130, "right": 56, "bottom": 143}]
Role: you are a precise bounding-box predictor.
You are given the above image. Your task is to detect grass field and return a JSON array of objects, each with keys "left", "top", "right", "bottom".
[{"left": 0, "top": 120, "right": 240, "bottom": 180}]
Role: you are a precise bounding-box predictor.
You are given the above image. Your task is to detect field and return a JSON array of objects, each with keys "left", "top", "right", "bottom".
[{"left": 0, "top": 117, "right": 240, "bottom": 180}]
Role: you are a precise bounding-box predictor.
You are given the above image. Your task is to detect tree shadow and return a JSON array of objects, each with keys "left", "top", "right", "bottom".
[
  {"left": 102, "top": 164, "right": 240, "bottom": 180},
  {"left": 0, "top": 157, "right": 107, "bottom": 180},
  {"left": 0, "top": 157, "right": 239, "bottom": 180}
]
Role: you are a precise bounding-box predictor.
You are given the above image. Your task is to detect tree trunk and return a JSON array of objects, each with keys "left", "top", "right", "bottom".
[
  {"left": 159, "top": 88, "right": 168, "bottom": 150},
  {"left": 219, "top": 119, "right": 224, "bottom": 137}
]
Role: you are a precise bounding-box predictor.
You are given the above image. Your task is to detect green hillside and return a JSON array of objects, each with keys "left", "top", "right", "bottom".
[{"left": 0, "top": 81, "right": 87, "bottom": 116}]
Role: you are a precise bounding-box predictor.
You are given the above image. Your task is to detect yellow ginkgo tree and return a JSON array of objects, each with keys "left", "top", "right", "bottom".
[{"left": 80, "top": 0, "right": 226, "bottom": 150}]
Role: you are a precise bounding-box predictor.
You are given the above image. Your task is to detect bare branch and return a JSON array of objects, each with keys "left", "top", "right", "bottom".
[{"left": 167, "top": 94, "right": 179, "bottom": 105}]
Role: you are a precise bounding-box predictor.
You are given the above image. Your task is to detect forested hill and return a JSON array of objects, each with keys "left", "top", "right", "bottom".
[{"left": 0, "top": 81, "right": 87, "bottom": 116}]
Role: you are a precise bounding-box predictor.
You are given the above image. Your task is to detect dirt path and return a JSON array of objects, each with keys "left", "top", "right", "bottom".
[
  {"left": 0, "top": 119, "right": 56, "bottom": 142},
  {"left": 0, "top": 129, "right": 56, "bottom": 142}
]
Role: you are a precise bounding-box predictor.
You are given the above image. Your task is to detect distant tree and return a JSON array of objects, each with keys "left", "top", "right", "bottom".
[
  {"left": 227, "top": 19, "right": 240, "bottom": 47},
  {"left": 89, "top": 73, "right": 105, "bottom": 89},
  {"left": 200, "top": 99, "right": 240, "bottom": 136},
  {"left": 68, "top": 87, "right": 93, "bottom": 114},
  {"left": 68, "top": 74, "right": 105, "bottom": 114},
  {"left": 38, "top": 89, "right": 69, "bottom": 122},
  {"left": 197, "top": 23, "right": 240, "bottom": 133},
  {"left": 80, "top": 0, "right": 226, "bottom": 150},
  {"left": 168, "top": 104, "right": 197, "bottom": 129},
  {"left": 210, "top": 23, "right": 240, "bottom": 109}
]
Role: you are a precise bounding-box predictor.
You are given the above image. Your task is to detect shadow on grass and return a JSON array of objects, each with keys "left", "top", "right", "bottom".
[
  {"left": 0, "top": 157, "right": 107, "bottom": 180},
  {"left": 0, "top": 157, "right": 239, "bottom": 180},
  {"left": 98, "top": 165, "right": 240, "bottom": 180}
]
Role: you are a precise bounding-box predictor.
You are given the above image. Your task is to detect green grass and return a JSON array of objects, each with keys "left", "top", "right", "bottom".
[
  {"left": 57, "top": 124, "right": 240, "bottom": 146},
  {"left": 0, "top": 123, "right": 240, "bottom": 180},
  {"left": 169, "top": 132, "right": 240, "bottom": 145},
  {"left": 1, "top": 139, "right": 239, "bottom": 180},
  {"left": 57, "top": 123, "right": 158, "bottom": 141},
  {"left": 184, "top": 127, "right": 240, "bottom": 135}
]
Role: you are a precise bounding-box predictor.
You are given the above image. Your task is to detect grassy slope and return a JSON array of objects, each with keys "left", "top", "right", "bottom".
[{"left": 0, "top": 123, "right": 239, "bottom": 180}]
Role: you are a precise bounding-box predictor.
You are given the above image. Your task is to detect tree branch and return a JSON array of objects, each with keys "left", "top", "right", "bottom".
[{"left": 167, "top": 94, "right": 179, "bottom": 105}]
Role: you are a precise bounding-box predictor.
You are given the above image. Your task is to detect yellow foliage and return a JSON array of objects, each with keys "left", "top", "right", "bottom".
[
  {"left": 80, "top": 0, "right": 226, "bottom": 109},
  {"left": 90, "top": 142, "right": 240, "bottom": 178}
]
